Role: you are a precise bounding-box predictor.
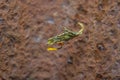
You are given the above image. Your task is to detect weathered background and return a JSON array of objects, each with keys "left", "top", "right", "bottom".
[{"left": 0, "top": 0, "right": 120, "bottom": 80}]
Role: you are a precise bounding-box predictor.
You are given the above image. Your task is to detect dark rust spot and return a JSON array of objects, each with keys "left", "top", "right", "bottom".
[{"left": 97, "top": 43, "right": 106, "bottom": 51}]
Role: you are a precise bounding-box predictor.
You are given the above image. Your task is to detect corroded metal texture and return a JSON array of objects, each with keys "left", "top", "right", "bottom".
[{"left": 0, "top": 0, "right": 120, "bottom": 80}]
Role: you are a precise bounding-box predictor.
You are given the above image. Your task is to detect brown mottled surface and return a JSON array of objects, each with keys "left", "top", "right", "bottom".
[{"left": 0, "top": 0, "right": 120, "bottom": 80}]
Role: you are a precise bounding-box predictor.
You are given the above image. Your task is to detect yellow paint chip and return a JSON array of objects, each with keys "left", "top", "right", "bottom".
[{"left": 47, "top": 47, "right": 57, "bottom": 51}]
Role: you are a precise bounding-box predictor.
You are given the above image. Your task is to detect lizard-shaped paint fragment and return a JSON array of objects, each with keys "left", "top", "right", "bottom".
[{"left": 47, "top": 22, "right": 84, "bottom": 51}]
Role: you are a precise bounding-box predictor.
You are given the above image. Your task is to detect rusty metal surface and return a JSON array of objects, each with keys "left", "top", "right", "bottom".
[{"left": 0, "top": 0, "right": 120, "bottom": 80}]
